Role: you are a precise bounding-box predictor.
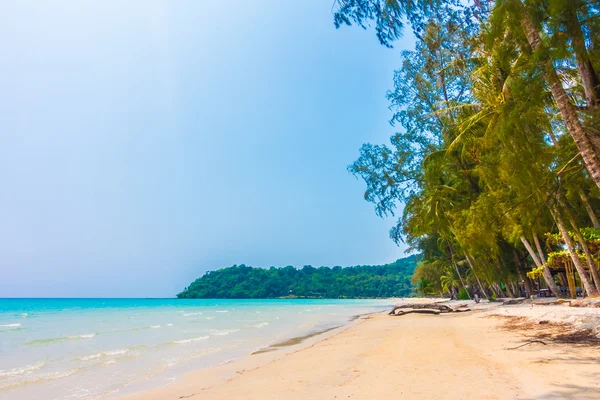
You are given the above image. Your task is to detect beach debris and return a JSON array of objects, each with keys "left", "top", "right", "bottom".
[
  {"left": 532, "top": 300, "right": 563, "bottom": 306},
  {"left": 390, "top": 309, "right": 442, "bottom": 316},
  {"left": 569, "top": 299, "right": 600, "bottom": 308},
  {"left": 502, "top": 299, "right": 527, "bottom": 305},
  {"left": 388, "top": 303, "right": 471, "bottom": 316},
  {"left": 506, "top": 340, "right": 547, "bottom": 350}
]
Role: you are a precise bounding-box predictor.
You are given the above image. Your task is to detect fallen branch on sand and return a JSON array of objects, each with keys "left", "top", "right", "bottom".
[
  {"left": 503, "top": 299, "right": 526, "bottom": 305},
  {"left": 388, "top": 303, "right": 471, "bottom": 316},
  {"left": 506, "top": 340, "right": 547, "bottom": 350},
  {"left": 390, "top": 309, "right": 441, "bottom": 316}
]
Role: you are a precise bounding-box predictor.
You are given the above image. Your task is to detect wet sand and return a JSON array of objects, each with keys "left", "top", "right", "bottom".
[{"left": 119, "top": 302, "right": 600, "bottom": 400}]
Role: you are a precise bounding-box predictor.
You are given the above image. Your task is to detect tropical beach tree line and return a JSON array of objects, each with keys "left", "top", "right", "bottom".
[
  {"left": 335, "top": 0, "right": 600, "bottom": 299},
  {"left": 177, "top": 256, "right": 416, "bottom": 299}
]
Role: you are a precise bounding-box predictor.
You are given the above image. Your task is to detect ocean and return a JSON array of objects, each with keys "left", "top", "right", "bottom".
[{"left": 0, "top": 298, "right": 394, "bottom": 399}]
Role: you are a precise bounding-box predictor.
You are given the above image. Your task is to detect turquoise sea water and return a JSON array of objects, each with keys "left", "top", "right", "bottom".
[{"left": 0, "top": 298, "right": 393, "bottom": 399}]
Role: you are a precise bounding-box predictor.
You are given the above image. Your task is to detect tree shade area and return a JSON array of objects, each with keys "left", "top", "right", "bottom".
[
  {"left": 334, "top": 0, "right": 600, "bottom": 299},
  {"left": 177, "top": 256, "right": 417, "bottom": 299}
]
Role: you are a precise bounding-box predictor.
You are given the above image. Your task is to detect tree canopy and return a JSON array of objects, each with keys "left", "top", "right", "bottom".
[
  {"left": 337, "top": 0, "right": 600, "bottom": 299},
  {"left": 177, "top": 256, "right": 417, "bottom": 299}
]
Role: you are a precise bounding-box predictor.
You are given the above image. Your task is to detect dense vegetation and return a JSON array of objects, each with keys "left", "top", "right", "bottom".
[
  {"left": 177, "top": 256, "right": 417, "bottom": 299},
  {"left": 335, "top": 0, "right": 600, "bottom": 299}
]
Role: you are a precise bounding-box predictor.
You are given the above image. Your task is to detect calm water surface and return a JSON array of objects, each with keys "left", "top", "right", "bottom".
[{"left": 0, "top": 298, "right": 393, "bottom": 399}]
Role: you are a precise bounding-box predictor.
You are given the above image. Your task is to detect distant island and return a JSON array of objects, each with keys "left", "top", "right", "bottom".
[{"left": 177, "top": 255, "right": 417, "bottom": 299}]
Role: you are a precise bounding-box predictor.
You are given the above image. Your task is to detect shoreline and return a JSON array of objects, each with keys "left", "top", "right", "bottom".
[
  {"left": 116, "top": 311, "right": 377, "bottom": 400},
  {"left": 118, "top": 299, "right": 600, "bottom": 400}
]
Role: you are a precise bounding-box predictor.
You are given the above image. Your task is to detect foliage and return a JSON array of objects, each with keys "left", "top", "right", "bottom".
[
  {"left": 458, "top": 288, "right": 470, "bottom": 300},
  {"left": 527, "top": 265, "right": 545, "bottom": 279},
  {"left": 337, "top": 0, "right": 600, "bottom": 297},
  {"left": 177, "top": 256, "right": 418, "bottom": 299}
]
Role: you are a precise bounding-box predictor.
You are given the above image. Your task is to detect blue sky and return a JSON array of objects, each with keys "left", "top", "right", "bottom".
[{"left": 0, "top": 1, "right": 415, "bottom": 297}]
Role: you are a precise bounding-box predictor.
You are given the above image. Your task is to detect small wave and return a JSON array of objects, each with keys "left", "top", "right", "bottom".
[
  {"left": 80, "top": 353, "right": 102, "bottom": 361},
  {"left": 252, "top": 322, "right": 269, "bottom": 328},
  {"left": 68, "top": 333, "right": 95, "bottom": 339},
  {"left": 106, "top": 349, "right": 129, "bottom": 356},
  {"left": 21, "top": 313, "right": 28, "bottom": 318},
  {"left": 171, "top": 336, "right": 209, "bottom": 344},
  {"left": 0, "top": 368, "right": 78, "bottom": 390},
  {"left": 215, "top": 310, "right": 229, "bottom": 313},
  {"left": 166, "top": 323, "right": 173, "bottom": 327},
  {"left": 205, "top": 316, "right": 215, "bottom": 320},
  {"left": 79, "top": 349, "right": 129, "bottom": 361},
  {"left": 0, "top": 361, "right": 44, "bottom": 379},
  {"left": 182, "top": 312, "right": 202, "bottom": 317},
  {"left": 210, "top": 329, "right": 240, "bottom": 336},
  {"left": 149, "top": 325, "right": 161, "bottom": 329},
  {"left": 0, "top": 323, "right": 21, "bottom": 328},
  {"left": 27, "top": 333, "right": 96, "bottom": 345}
]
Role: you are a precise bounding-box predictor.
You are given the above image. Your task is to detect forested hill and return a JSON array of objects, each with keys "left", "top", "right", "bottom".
[{"left": 177, "top": 255, "right": 417, "bottom": 299}]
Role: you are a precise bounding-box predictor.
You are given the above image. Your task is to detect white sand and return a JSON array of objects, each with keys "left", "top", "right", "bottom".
[{"left": 119, "top": 300, "right": 600, "bottom": 400}]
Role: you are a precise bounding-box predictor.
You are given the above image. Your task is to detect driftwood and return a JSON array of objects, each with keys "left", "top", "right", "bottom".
[
  {"left": 506, "top": 340, "right": 547, "bottom": 350},
  {"left": 390, "top": 309, "right": 441, "bottom": 316},
  {"left": 503, "top": 299, "right": 527, "bottom": 305},
  {"left": 388, "top": 303, "right": 471, "bottom": 316},
  {"left": 532, "top": 300, "right": 563, "bottom": 306}
]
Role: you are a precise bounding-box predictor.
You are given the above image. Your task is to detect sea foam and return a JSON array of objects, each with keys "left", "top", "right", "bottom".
[
  {"left": 0, "top": 361, "right": 44, "bottom": 378},
  {"left": 0, "top": 323, "right": 21, "bottom": 328},
  {"left": 68, "top": 333, "right": 96, "bottom": 339},
  {"left": 171, "top": 336, "right": 209, "bottom": 344},
  {"left": 80, "top": 349, "right": 129, "bottom": 361},
  {"left": 0, "top": 368, "right": 78, "bottom": 390},
  {"left": 210, "top": 329, "right": 240, "bottom": 336}
]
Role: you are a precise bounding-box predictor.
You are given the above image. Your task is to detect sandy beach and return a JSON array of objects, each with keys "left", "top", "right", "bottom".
[{"left": 120, "top": 300, "right": 600, "bottom": 400}]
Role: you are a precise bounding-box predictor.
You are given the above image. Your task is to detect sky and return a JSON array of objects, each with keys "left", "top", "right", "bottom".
[{"left": 0, "top": 1, "right": 415, "bottom": 297}]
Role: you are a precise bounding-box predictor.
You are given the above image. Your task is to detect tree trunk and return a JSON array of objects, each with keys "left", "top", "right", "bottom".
[
  {"left": 517, "top": 268, "right": 533, "bottom": 297},
  {"left": 518, "top": 6, "right": 600, "bottom": 190},
  {"left": 513, "top": 248, "right": 534, "bottom": 297},
  {"left": 551, "top": 206, "right": 599, "bottom": 296},
  {"left": 520, "top": 236, "right": 563, "bottom": 298},
  {"left": 465, "top": 255, "right": 490, "bottom": 299},
  {"left": 580, "top": 191, "right": 600, "bottom": 229},
  {"left": 504, "top": 281, "right": 515, "bottom": 298},
  {"left": 454, "top": 263, "right": 471, "bottom": 299},
  {"left": 494, "top": 283, "right": 506, "bottom": 298},
  {"left": 559, "top": 198, "right": 600, "bottom": 291},
  {"left": 447, "top": 243, "right": 471, "bottom": 299},
  {"left": 564, "top": 7, "right": 600, "bottom": 109},
  {"left": 533, "top": 235, "right": 547, "bottom": 266}
]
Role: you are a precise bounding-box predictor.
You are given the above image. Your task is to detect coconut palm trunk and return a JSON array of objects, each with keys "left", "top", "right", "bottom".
[
  {"left": 513, "top": 248, "right": 534, "bottom": 297},
  {"left": 564, "top": 7, "right": 600, "bottom": 109},
  {"left": 518, "top": 4, "right": 600, "bottom": 190},
  {"left": 550, "top": 206, "right": 598, "bottom": 296},
  {"left": 447, "top": 243, "right": 471, "bottom": 299},
  {"left": 580, "top": 191, "right": 600, "bottom": 229},
  {"left": 520, "top": 235, "right": 562, "bottom": 298},
  {"left": 558, "top": 198, "right": 600, "bottom": 291},
  {"left": 465, "top": 255, "right": 489, "bottom": 299}
]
